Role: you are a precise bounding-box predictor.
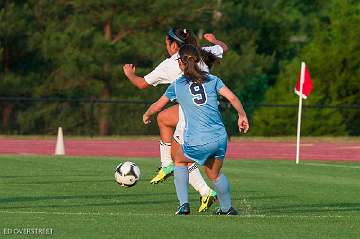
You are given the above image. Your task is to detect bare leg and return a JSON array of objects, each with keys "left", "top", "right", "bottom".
[
  {"left": 171, "top": 139, "right": 193, "bottom": 165},
  {"left": 154, "top": 105, "right": 179, "bottom": 170},
  {"left": 204, "top": 157, "right": 223, "bottom": 181},
  {"left": 157, "top": 104, "right": 178, "bottom": 143}
]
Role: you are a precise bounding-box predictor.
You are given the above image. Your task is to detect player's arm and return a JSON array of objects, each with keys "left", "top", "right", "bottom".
[
  {"left": 143, "top": 96, "right": 170, "bottom": 124},
  {"left": 123, "top": 64, "right": 151, "bottom": 90},
  {"left": 203, "top": 33, "right": 229, "bottom": 53},
  {"left": 219, "top": 86, "right": 249, "bottom": 133}
]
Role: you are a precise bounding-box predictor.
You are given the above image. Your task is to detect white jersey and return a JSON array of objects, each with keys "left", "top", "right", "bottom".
[
  {"left": 144, "top": 44, "right": 224, "bottom": 145},
  {"left": 144, "top": 45, "right": 223, "bottom": 86}
]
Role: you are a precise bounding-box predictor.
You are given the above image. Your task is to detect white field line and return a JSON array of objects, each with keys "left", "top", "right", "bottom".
[
  {"left": 0, "top": 210, "right": 356, "bottom": 219},
  {"left": 304, "top": 162, "right": 360, "bottom": 169}
]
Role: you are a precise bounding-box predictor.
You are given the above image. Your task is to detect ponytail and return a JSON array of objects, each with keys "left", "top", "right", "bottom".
[
  {"left": 180, "top": 29, "right": 220, "bottom": 69},
  {"left": 179, "top": 44, "right": 207, "bottom": 84}
]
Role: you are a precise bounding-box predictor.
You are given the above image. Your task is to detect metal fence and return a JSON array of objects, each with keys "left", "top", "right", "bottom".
[{"left": 0, "top": 97, "right": 359, "bottom": 136}]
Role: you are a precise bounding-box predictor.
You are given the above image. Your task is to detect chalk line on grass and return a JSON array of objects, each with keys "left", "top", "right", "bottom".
[
  {"left": 0, "top": 210, "right": 356, "bottom": 219},
  {"left": 304, "top": 162, "right": 360, "bottom": 169}
]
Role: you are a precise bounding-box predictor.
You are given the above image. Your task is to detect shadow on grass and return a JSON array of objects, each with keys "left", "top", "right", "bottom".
[
  {"left": 0, "top": 179, "right": 115, "bottom": 185},
  {"left": 0, "top": 199, "right": 177, "bottom": 210},
  {"left": 262, "top": 203, "right": 360, "bottom": 213},
  {"left": 233, "top": 195, "right": 292, "bottom": 201},
  {"left": 1, "top": 177, "right": 168, "bottom": 185},
  {"left": 0, "top": 175, "right": 103, "bottom": 179},
  {"left": 0, "top": 192, "right": 182, "bottom": 204}
]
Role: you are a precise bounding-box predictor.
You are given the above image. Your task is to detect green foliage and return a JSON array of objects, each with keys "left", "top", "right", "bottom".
[
  {"left": 0, "top": 0, "right": 359, "bottom": 135},
  {"left": 252, "top": 0, "right": 360, "bottom": 136}
]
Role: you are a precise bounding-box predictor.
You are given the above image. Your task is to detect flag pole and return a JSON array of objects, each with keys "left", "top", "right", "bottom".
[{"left": 296, "top": 62, "right": 306, "bottom": 164}]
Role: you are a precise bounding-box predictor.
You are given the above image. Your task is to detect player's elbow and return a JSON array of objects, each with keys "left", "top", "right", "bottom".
[
  {"left": 221, "top": 44, "right": 229, "bottom": 53},
  {"left": 136, "top": 81, "right": 150, "bottom": 90},
  {"left": 227, "top": 95, "right": 238, "bottom": 103},
  {"left": 136, "top": 84, "right": 146, "bottom": 90}
]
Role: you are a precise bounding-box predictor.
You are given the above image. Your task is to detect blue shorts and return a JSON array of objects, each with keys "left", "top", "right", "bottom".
[{"left": 182, "top": 137, "right": 228, "bottom": 165}]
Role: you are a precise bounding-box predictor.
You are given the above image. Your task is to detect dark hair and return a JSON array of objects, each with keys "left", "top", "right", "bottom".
[
  {"left": 167, "top": 28, "right": 220, "bottom": 69},
  {"left": 167, "top": 28, "right": 194, "bottom": 46},
  {"left": 179, "top": 44, "right": 207, "bottom": 84}
]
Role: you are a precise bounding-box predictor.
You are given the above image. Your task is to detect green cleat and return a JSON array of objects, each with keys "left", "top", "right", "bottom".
[
  {"left": 150, "top": 164, "right": 174, "bottom": 184},
  {"left": 198, "top": 189, "right": 217, "bottom": 212}
]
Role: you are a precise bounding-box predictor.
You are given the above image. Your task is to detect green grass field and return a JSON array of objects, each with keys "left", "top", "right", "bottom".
[{"left": 1, "top": 155, "right": 359, "bottom": 238}]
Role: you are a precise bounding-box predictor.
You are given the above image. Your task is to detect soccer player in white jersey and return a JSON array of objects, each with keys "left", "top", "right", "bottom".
[
  {"left": 143, "top": 44, "right": 249, "bottom": 215},
  {"left": 123, "top": 28, "right": 228, "bottom": 212}
]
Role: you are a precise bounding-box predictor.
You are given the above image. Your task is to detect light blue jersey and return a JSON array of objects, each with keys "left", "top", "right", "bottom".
[
  {"left": 164, "top": 74, "right": 227, "bottom": 165},
  {"left": 165, "top": 74, "right": 227, "bottom": 146},
  {"left": 164, "top": 74, "right": 228, "bottom": 164}
]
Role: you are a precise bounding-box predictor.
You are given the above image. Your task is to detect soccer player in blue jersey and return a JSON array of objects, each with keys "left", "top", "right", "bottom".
[
  {"left": 143, "top": 44, "right": 249, "bottom": 215},
  {"left": 125, "top": 28, "right": 229, "bottom": 212}
]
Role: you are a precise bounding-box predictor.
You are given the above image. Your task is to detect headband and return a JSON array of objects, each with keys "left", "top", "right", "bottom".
[{"left": 167, "top": 28, "right": 185, "bottom": 44}]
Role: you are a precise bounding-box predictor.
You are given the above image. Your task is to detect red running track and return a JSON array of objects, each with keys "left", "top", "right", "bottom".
[{"left": 0, "top": 138, "right": 359, "bottom": 161}]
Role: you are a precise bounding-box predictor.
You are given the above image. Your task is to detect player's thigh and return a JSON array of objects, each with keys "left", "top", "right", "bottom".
[
  {"left": 157, "top": 104, "right": 179, "bottom": 127},
  {"left": 171, "top": 139, "right": 193, "bottom": 165},
  {"left": 204, "top": 158, "right": 223, "bottom": 181},
  {"left": 173, "top": 106, "right": 185, "bottom": 144},
  {"left": 204, "top": 138, "right": 227, "bottom": 180}
]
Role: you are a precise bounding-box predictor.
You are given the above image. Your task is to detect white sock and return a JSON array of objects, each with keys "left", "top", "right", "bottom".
[
  {"left": 159, "top": 141, "right": 173, "bottom": 167},
  {"left": 188, "top": 163, "right": 211, "bottom": 197}
]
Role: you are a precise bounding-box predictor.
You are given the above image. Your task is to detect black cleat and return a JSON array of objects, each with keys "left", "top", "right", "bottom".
[
  {"left": 175, "top": 203, "right": 190, "bottom": 215},
  {"left": 214, "top": 207, "right": 238, "bottom": 215}
]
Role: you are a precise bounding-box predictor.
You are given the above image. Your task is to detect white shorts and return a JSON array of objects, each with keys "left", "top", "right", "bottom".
[{"left": 173, "top": 105, "right": 185, "bottom": 145}]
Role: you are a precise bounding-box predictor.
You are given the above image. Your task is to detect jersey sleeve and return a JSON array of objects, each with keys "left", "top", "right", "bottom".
[
  {"left": 144, "top": 60, "right": 171, "bottom": 86},
  {"left": 215, "top": 77, "right": 225, "bottom": 92},
  {"left": 164, "top": 83, "right": 177, "bottom": 101},
  {"left": 201, "top": 45, "right": 224, "bottom": 58}
]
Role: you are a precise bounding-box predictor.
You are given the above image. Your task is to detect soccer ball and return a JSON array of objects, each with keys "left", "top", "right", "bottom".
[{"left": 114, "top": 161, "right": 140, "bottom": 187}]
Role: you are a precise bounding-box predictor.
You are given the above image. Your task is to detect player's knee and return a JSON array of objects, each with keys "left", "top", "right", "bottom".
[
  {"left": 206, "top": 171, "right": 220, "bottom": 181},
  {"left": 157, "top": 110, "right": 177, "bottom": 127},
  {"left": 157, "top": 111, "right": 167, "bottom": 126},
  {"left": 171, "top": 151, "right": 176, "bottom": 162},
  {"left": 172, "top": 154, "right": 182, "bottom": 165}
]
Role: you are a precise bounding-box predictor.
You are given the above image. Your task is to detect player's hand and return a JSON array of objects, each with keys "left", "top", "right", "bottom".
[
  {"left": 203, "top": 33, "right": 217, "bottom": 43},
  {"left": 123, "top": 64, "right": 136, "bottom": 77},
  {"left": 143, "top": 114, "right": 151, "bottom": 125},
  {"left": 238, "top": 114, "right": 249, "bottom": 134}
]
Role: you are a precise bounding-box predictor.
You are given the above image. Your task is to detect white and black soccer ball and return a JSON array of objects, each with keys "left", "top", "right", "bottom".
[{"left": 114, "top": 161, "right": 140, "bottom": 187}]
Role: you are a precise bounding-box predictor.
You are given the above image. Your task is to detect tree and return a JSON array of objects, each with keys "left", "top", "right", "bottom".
[
  {"left": 18, "top": 0, "right": 217, "bottom": 135},
  {"left": 252, "top": 0, "right": 360, "bottom": 136},
  {"left": 0, "top": 1, "right": 44, "bottom": 132}
]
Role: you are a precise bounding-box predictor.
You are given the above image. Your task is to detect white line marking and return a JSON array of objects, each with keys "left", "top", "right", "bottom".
[
  {"left": 0, "top": 210, "right": 356, "bottom": 219},
  {"left": 304, "top": 162, "right": 360, "bottom": 169}
]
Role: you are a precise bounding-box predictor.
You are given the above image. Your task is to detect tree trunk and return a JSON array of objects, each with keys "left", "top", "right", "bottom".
[
  {"left": 2, "top": 31, "right": 12, "bottom": 131},
  {"left": 2, "top": 103, "right": 13, "bottom": 131},
  {"left": 98, "top": 20, "right": 113, "bottom": 135},
  {"left": 98, "top": 87, "right": 110, "bottom": 135}
]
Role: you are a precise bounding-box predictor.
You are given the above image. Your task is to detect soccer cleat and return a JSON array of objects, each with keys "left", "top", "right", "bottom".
[
  {"left": 175, "top": 203, "right": 190, "bottom": 215},
  {"left": 214, "top": 207, "right": 238, "bottom": 215},
  {"left": 198, "top": 190, "right": 217, "bottom": 212},
  {"left": 150, "top": 164, "right": 174, "bottom": 184}
]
